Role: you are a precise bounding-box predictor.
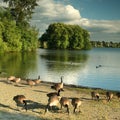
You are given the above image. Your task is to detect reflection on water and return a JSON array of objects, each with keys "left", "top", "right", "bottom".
[
  {"left": 0, "top": 52, "right": 37, "bottom": 78},
  {"left": 39, "top": 49, "right": 89, "bottom": 85},
  {"left": 0, "top": 48, "right": 120, "bottom": 91},
  {"left": 40, "top": 49, "right": 88, "bottom": 72}
]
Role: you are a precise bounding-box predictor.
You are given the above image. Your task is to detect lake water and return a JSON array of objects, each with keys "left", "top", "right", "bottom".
[{"left": 0, "top": 48, "right": 120, "bottom": 91}]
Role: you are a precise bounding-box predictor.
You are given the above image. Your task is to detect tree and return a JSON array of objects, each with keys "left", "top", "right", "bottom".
[
  {"left": 0, "top": 2, "right": 39, "bottom": 52},
  {"left": 40, "top": 23, "right": 92, "bottom": 50},
  {"left": 82, "top": 29, "right": 92, "bottom": 50},
  {"left": 2, "top": 18, "right": 22, "bottom": 52},
  {"left": 69, "top": 25, "right": 84, "bottom": 49},
  {"left": 20, "top": 26, "right": 38, "bottom": 51},
  {"left": 0, "top": 21, "right": 7, "bottom": 51},
  {"left": 3, "top": 0, "right": 38, "bottom": 26}
]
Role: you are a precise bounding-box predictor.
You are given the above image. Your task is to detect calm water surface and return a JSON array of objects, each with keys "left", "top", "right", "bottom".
[{"left": 0, "top": 48, "right": 120, "bottom": 91}]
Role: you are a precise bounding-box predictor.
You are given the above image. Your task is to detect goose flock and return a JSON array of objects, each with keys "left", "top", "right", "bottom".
[{"left": 1, "top": 75, "right": 120, "bottom": 115}]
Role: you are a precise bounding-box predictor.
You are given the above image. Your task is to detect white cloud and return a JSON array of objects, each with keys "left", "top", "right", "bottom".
[
  {"left": 65, "top": 5, "right": 81, "bottom": 19},
  {"left": 32, "top": 0, "right": 81, "bottom": 22},
  {"left": 85, "top": 20, "right": 120, "bottom": 33}
]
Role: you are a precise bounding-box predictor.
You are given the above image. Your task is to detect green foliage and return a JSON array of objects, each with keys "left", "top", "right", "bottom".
[
  {"left": 20, "top": 26, "right": 38, "bottom": 51},
  {"left": 82, "top": 29, "right": 92, "bottom": 50},
  {"left": 3, "top": 0, "right": 38, "bottom": 25},
  {"left": 0, "top": 21, "right": 7, "bottom": 51},
  {"left": 2, "top": 19, "right": 22, "bottom": 52},
  {"left": 0, "top": 9, "right": 13, "bottom": 20},
  {"left": 0, "top": 4, "right": 38, "bottom": 52},
  {"left": 40, "top": 23, "right": 92, "bottom": 50}
]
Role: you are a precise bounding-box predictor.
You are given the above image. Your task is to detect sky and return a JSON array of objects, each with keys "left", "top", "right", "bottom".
[{"left": 0, "top": 0, "right": 120, "bottom": 42}]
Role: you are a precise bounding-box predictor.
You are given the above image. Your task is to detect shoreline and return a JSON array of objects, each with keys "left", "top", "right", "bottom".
[
  {"left": 41, "top": 80, "right": 120, "bottom": 93},
  {"left": 0, "top": 77, "right": 120, "bottom": 120},
  {"left": 0, "top": 77, "right": 119, "bottom": 93}
]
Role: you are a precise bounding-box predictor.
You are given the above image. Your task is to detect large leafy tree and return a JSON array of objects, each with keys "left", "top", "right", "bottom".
[
  {"left": 3, "top": 0, "right": 38, "bottom": 25},
  {"left": 40, "top": 23, "right": 92, "bottom": 50},
  {"left": 0, "top": 4, "right": 38, "bottom": 52},
  {"left": 20, "top": 26, "right": 38, "bottom": 51},
  {"left": 2, "top": 18, "right": 22, "bottom": 51},
  {"left": 0, "top": 21, "right": 6, "bottom": 51},
  {"left": 82, "top": 29, "right": 91, "bottom": 49}
]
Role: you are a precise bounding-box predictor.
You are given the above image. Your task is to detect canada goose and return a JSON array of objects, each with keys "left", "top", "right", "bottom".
[
  {"left": 7, "top": 76, "right": 21, "bottom": 85},
  {"left": 60, "top": 97, "right": 70, "bottom": 114},
  {"left": 106, "top": 91, "right": 113, "bottom": 102},
  {"left": 12, "top": 77, "right": 21, "bottom": 85},
  {"left": 116, "top": 92, "right": 120, "bottom": 100},
  {"left": 71, "top": 98, "right": 82, "bottom": 113},
  {"left": 51, "top": 76, "right": 64, "bottom": 91},
  {"left": 7, "top": 76, "right": 16, "bottom": 83},
  {"left": 14, "top": 77, "right": 21, "bottom": 83},
  {"left": 91, "top": 91, "right": 100, "bottom": 101},
  {"left": 45, "top": 95, "right": 60, "bottom": 113},
  {"left": 47, "top": 89, "right": 61, "bottom": 98},
  {"left": 34, "top": 75, "right": 41, "bottom": 84},
  {"left": 27, "top": 79, "right": 36, "bottom": 87},
  {"left": 13, "top": 95, "right": 27, "bottom": 111}
]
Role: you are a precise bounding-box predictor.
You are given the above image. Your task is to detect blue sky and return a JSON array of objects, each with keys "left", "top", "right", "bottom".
[
  {"left": 67, "top": 0, "right": 120, "bottom": 20},
  {"left": 0, "top": 0, "right": 120, "bottom": 42}
]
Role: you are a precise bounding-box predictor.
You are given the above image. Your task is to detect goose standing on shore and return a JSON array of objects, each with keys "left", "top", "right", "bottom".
[
  {"left": 106, "top": 91, "right": 113, "bottom": 102},
  {"left": 71, "top": 98, "right": 82, "bottom": 113},
  {"left": 45, "top": 95, "right": 60, "bottom": 113},
  {"left": 116, "top": 92, "right": 120, "bottom": 101},
  {"left": 60, "top": 97, "right": 70, "bottom": 114},
  {"left": 26, "top": 75, "right": 41, "bottom": 87},
  {"left": 7, "top": 76, "right": 16, "bottom": 83},
  {"left": 91, "top": 91, "right": 100, "bottom": 101},
  {"left": 46, "top": 89, "right": 61, "bottom": 98},
  {"left": 51, "top": 76, "right": 64, "bottom": 91},
  {"left": 34, "top": 75, "right": 41, "bottom": 85},
  {"left": 27, "top": 79, "right": 36, "bottom": 87},
  {"left": 7, "top": 76, "right": 21, "bottom": 85},
  {"left": 13, "top": 95, "right": 27, "bottom": 111}
]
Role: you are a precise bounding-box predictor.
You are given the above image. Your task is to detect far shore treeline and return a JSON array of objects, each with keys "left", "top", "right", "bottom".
[{"left": 0, "top": 0, "right": 120, "bottom": 53}]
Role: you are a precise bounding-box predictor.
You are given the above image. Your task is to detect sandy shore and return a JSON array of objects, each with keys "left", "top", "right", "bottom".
[{"left": 0, "top": 77, "right": 120, "bottom": 120}]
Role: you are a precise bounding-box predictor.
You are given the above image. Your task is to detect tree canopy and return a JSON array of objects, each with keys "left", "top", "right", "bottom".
[
  {"left": 40, "top": 23, "right": 92, "bottom": 50},
  {"left": 3, "top": 0, "right": 38, "bottom": 26},
  {"left": 0, "top": 0, "right": 39, "bottom": 52}
]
